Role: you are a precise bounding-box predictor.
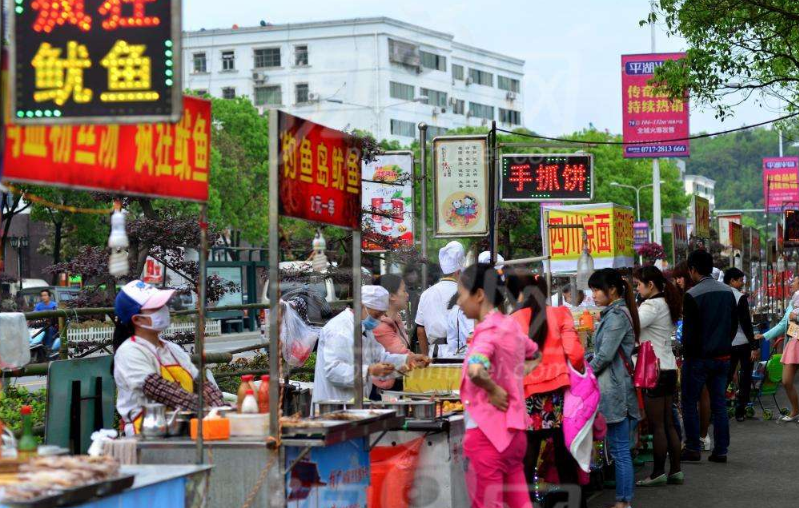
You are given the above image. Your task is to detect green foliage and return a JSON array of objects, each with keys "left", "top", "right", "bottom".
[
  {"left": 652, "top": 1, "right": 799, "bottom": 118},
  {"left": 206, "top": 97, "right": 270, "bottom": 245},
  {"left": 0, "top": 386, "right": 47, "bottom": 436}
]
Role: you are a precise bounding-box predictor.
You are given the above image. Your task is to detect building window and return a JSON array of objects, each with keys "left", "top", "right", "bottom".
[
  {"left": 498, "top": 76, "right": 521, "bottom": 93},
  {"left": 221, "top": 51, "right": 235, "bottom": 71},
  {"left": 452, "top": 99, "right": 465, "bottom": 115},
  {"left": 420, "top": 50, "right": 446, "bottom": 71},
  {"left": 192, "top": 52, "right": 207, "bottom": 73},
  {"left": 254, "top": 85, "right": 281, "bottom": 106},
  {"left": 295, "top": 45, "right": 308, "bottom": 66},
  {"left": 469, "top": 102, "right": 494, "bottom": 120},
  {"left": 426, "top": 126, "right": 448, "bottom": 141},
  {"left": 420, "top": 88, "right": 447, "bottom": 108},
  {"left": 452, "top": 64, "right": 464, "bottom": 81},
  {"left": 254, "top": 48, "right": 281, "bottom": 68},
  {"left": 468, "top": 68, "right": 493, "bottom": 87},
  {"left": 390, "top": 119, "right": 416, "bottom": 138},
  {"left": 499, "top": 108, "right": 521, "bottom": 125},
  {"left": 388, "top": 38, "right": 421, "bottom": 68},
  {"left": 390, "top": 81, "right": 415, "bottom": 101},
  {"left": 295, "top": 83, "right": 309, "bottom": 104},
  {"left": 222, "top": 87, "right": 236, "bottom": 99}
]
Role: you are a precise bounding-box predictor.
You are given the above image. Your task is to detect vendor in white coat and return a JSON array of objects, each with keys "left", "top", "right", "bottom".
[
  {"left": 416, "top": 241, "right": 465, "bottom": 356},
  {"left": 313, "top": 285, "right": 430, "bottom": 404}
]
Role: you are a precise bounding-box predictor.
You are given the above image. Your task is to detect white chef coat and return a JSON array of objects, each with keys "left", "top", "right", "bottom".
[
  {"left": 415, "top": 279, "right": 458, "bottom": 340},
  {"left": 444, "top": 305, "right": 473, "bottom": 358},
  {"left": 114, "top": 336, "right": 201, "bottom": 436},
  {"left": 312, "top": 309, "right": 408, "bottom": 404}
]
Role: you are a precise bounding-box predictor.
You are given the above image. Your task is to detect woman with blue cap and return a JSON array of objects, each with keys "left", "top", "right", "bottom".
[{"left": 113, "top": 280, "right": 225, "bottom": 436}]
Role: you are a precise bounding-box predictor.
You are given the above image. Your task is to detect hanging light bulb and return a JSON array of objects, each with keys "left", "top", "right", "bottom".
[
  {"left": 311, "top": 230, "right": 328, "bottom": 273},
  {"left": 576, "top": 229, "right": 594, "bottom": 290},
  {"left": 108, "top": 199, "right": 129, "bottom": 277}
]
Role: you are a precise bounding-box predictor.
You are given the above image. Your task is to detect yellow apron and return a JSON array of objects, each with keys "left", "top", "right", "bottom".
[{"left": 126, "top": 338, "right": 195, "bottom": 434}]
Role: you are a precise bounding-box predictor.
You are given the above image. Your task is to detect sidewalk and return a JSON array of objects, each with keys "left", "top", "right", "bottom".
[{"left": 588, "top": 388, "right": 798, "bottom": 507}]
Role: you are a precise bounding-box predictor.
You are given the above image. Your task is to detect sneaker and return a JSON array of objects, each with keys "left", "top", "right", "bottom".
[
  {"left": 778, "top": 414, "right": 799, "bottom": 423},
  {"left": 636, "top": 474, "right": 667, "bottom": 487},
  {"left": 700, "top": 435, "right": 712, "bottom": 451},
  {"left": 680, "top": 450, "right": 701, "bottom": 462},
  {"left": 735, "top": 415, "right": 745, "bottom": 422},
  {"left": 667, "top": 472, "right": 685, "bottom": 485},
  {"left": 708, "top": 454, "right": 727, "bottom": 463}
]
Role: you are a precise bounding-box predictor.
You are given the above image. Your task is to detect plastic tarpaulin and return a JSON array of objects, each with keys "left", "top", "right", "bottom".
[{"left": 368, "top": 437, "right": 424, "bottom": 508}]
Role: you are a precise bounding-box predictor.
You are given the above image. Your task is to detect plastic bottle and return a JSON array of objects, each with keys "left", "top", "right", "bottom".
[
  {"left": 241, "top": 390, "right": 259, "bottom": 414},
  {"left": 258, "top": 375, "right": 271, "bottom": 414},
  {"left": 18, "top": 406, "right": 37, "bottom": 456},
  {"left": 237, "top": 375, "right": 256, "bottom": 413}
]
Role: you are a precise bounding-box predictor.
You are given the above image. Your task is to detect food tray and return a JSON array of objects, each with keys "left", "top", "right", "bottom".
[{"left": 1, "top": 474, "right": 135, "bottom": 508}]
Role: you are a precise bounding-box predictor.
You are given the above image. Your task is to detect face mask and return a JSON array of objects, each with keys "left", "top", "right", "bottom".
[
  {"left": 139, "top": 306, "right": 171, "bottom": 332},
  {"left": 363, "top": 315, "right": 381, "bottom": 332}
]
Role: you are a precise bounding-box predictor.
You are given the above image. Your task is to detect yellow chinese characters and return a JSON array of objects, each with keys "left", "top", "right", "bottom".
[
  {"left": 100, "top": 40, "right": 159, "bottom": 102},
  {"left": 32, "top": 41, "right": 93, "bottom": 106}
]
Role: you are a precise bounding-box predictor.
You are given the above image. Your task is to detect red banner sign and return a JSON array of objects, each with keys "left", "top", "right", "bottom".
[
  {"left": 763, "top": 157, "right": 799, "bottom": 213},
  {"left": 278, "top": 111, "right": 361, "bottom": 229},
  {"left": 621, "top": 53, "right": 689, "bottom": 158},
  {"left": 2, "top": 96, "right": 210, "bottom": 201}
]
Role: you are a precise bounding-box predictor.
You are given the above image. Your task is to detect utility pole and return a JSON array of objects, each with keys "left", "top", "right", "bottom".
[{"left": 651, "top": 0, "right": 663, "bottom": 244}]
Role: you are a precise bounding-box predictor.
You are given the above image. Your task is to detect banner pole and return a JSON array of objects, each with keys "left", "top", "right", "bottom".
[
  {"left": 490, "top": 121, "right": 499, "bottom": 264},
  {"left": 418, "top": 123, "right": 428, "bottom": 290},
  {"left": 267, "top": 111, "right": 286, "bottom": 508},
  {"left": 195, "top": 204, "right": 207, "bottom": 465},
  {"left": 353, "top": 230, "right": 363, "bottom": 409}
]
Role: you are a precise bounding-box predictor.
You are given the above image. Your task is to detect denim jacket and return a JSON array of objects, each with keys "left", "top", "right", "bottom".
[{"left": 589, "top": 299, "right": 640, "bottom": 424}]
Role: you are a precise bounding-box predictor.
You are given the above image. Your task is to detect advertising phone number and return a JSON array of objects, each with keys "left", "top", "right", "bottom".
[{"left": 626, "top": 144, "right": 688, "bottom": 154}]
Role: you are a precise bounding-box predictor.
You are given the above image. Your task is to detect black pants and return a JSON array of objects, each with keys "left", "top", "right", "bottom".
[
  {"left": 525, "top": 428, "right": 587, "bottom": 508},
  {"left": 727, "top": 344, "right": 754, "bottom": 417}
]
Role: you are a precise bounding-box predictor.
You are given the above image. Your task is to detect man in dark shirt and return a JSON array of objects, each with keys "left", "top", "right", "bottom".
[
  {"left": 681, "top": 250, "right": 738, "bottom": 463},
  {"left": 724, "top": 268, "right": 759, "bottom": 422}
]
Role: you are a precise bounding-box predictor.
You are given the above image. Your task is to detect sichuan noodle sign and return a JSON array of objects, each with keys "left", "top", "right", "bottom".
[{"left": 10, "top": 0, "right": 182, "bottom": 124}]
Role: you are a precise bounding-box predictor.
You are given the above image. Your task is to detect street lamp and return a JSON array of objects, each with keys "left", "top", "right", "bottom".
[
  {"left": 324, "top": 96, "right": 429, "bottom": 139},
  {"left": 610, "top": 181, "right": 665, "bottom": 221}
]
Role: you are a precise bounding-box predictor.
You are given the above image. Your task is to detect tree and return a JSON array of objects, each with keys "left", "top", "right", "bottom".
[
  {"left": 0, "top": 187, "right": 32, "bottom": 273},
  {"left": 651, "top": 1, "right": 799, "bottom": 119}
]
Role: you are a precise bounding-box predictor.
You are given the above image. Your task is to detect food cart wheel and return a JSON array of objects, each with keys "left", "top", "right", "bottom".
[
  {"left": 780, "top": 407, "right": 790, "bottom": 416},
  {"left": 763, "top": 409, "right": 773, "bottom": 420},
  {"left": 745, "top": 406, "right": 755, "bottom": 418}
]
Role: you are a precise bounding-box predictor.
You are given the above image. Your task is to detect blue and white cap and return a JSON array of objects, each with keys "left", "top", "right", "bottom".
[{"left": 115, "top": 280, "right": 175, "bottom": 325}]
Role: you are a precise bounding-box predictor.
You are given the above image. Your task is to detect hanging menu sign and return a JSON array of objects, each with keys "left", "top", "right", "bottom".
[{"left": 432, "top": 135, "right": 489, "bottom": 238}]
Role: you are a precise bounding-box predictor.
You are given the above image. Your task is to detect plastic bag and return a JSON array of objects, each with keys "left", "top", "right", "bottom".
[
  {"left": 279, "top": 300, "right": 319, "bottom": 367},
  {"left": 0, "top": 313, "right": 31, "bottom": 369}
]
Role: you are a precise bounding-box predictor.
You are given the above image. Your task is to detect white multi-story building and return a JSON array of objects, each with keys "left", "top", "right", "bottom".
[
  {"left": 182, "top": 17, "right": 525, "bottom": 142},
  {"left": 683, "top": 174, "right": 716, "bottom": 210}
]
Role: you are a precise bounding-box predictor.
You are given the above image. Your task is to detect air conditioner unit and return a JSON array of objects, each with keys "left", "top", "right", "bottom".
[
  {"left": 465, "top": 77, "right": 473, "bottom": 86},
  {"left": 506, "top": 91, "right": 517, "bottom": 101},
  {"left": 252, "top": 72, "right": 267, "bottom": 84},
  {"left": 448, "top": 97, "right": 458, "bottom": 106},
  {"left": 308, "top": 92, "right": 320, "bottom": 102}
]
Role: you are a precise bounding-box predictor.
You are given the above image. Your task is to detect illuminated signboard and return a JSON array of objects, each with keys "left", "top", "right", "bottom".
[
  {"left": 500, "top": 154, "right": 593, "bottom": 202},
  {"left": 785, "top": 210, "right": 799, "bottom": 247},
  {"left": 277, "top": 111, "right": 362, "bottom": 229},
  {"left": 10, "top": 0, "right": 181, "bottom": 124}
]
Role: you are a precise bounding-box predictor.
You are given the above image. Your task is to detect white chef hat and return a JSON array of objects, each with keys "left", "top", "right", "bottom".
[
  {"left": 478, "top": 251, "right": 505, "bottom": 269},
  {"left": 362, "top": 285, "right": 389, "bottom": 311},
  {"left": 439, "top": 241, "right": 465, "bottom": 275}
]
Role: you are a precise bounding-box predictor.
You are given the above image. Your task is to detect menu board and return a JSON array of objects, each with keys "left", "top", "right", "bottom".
[{"left": 432, "top": 135, "right": 489, "bottom": 238}]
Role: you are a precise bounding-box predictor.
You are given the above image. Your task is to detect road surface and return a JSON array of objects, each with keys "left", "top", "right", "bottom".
[
  {"left": 588, "top": 384, "right": 799, "bottom": 508},
  {"left": 11, "top": 331, "right": 266, "bottom": 392}
]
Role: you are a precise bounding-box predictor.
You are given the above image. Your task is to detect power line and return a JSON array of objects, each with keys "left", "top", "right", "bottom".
[{"left": 498, "top": 111, "right": 799, "bottom": 146}]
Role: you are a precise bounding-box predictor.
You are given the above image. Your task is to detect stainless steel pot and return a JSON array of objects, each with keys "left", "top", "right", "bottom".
[
  {"left": 141, "top": 403, "right": 167, "bottom": 438},
  {"left": 410, "top": 401, "right": 437, "bottom": 421},
  {"left": 166, "top": 410, "right": 193, "bottom": 437}
]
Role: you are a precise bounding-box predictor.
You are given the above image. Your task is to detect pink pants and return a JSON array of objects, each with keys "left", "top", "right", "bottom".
[{"left": 464, "top": 428, "right": 532, "bottom": 508}]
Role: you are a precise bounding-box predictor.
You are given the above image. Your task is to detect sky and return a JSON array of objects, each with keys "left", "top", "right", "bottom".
[{"left": 183, "top": 0, "right": 783, "bottom": 138}]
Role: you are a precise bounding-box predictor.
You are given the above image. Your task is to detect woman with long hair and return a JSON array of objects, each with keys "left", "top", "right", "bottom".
[
  {"left": 588, "top": 268, "right": 640, "bottom": 508},
  {"left": 506, "top": 271, "right": 587, "bottom": 507},
  {"left": 458, "top": 264, "right": 539, "bottom": 508},
  {"left": 633, "top": 266, "right": 683, "bottom": 487}
]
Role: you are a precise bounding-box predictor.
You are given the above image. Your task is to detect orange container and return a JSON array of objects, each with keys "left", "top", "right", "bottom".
[{"left": 190, "top": 418, "right": 230, "bottom": 441}]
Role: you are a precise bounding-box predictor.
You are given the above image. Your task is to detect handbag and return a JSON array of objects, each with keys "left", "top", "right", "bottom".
[{"left": 633, "top": 341, "right": 660, "bottom": 389}]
